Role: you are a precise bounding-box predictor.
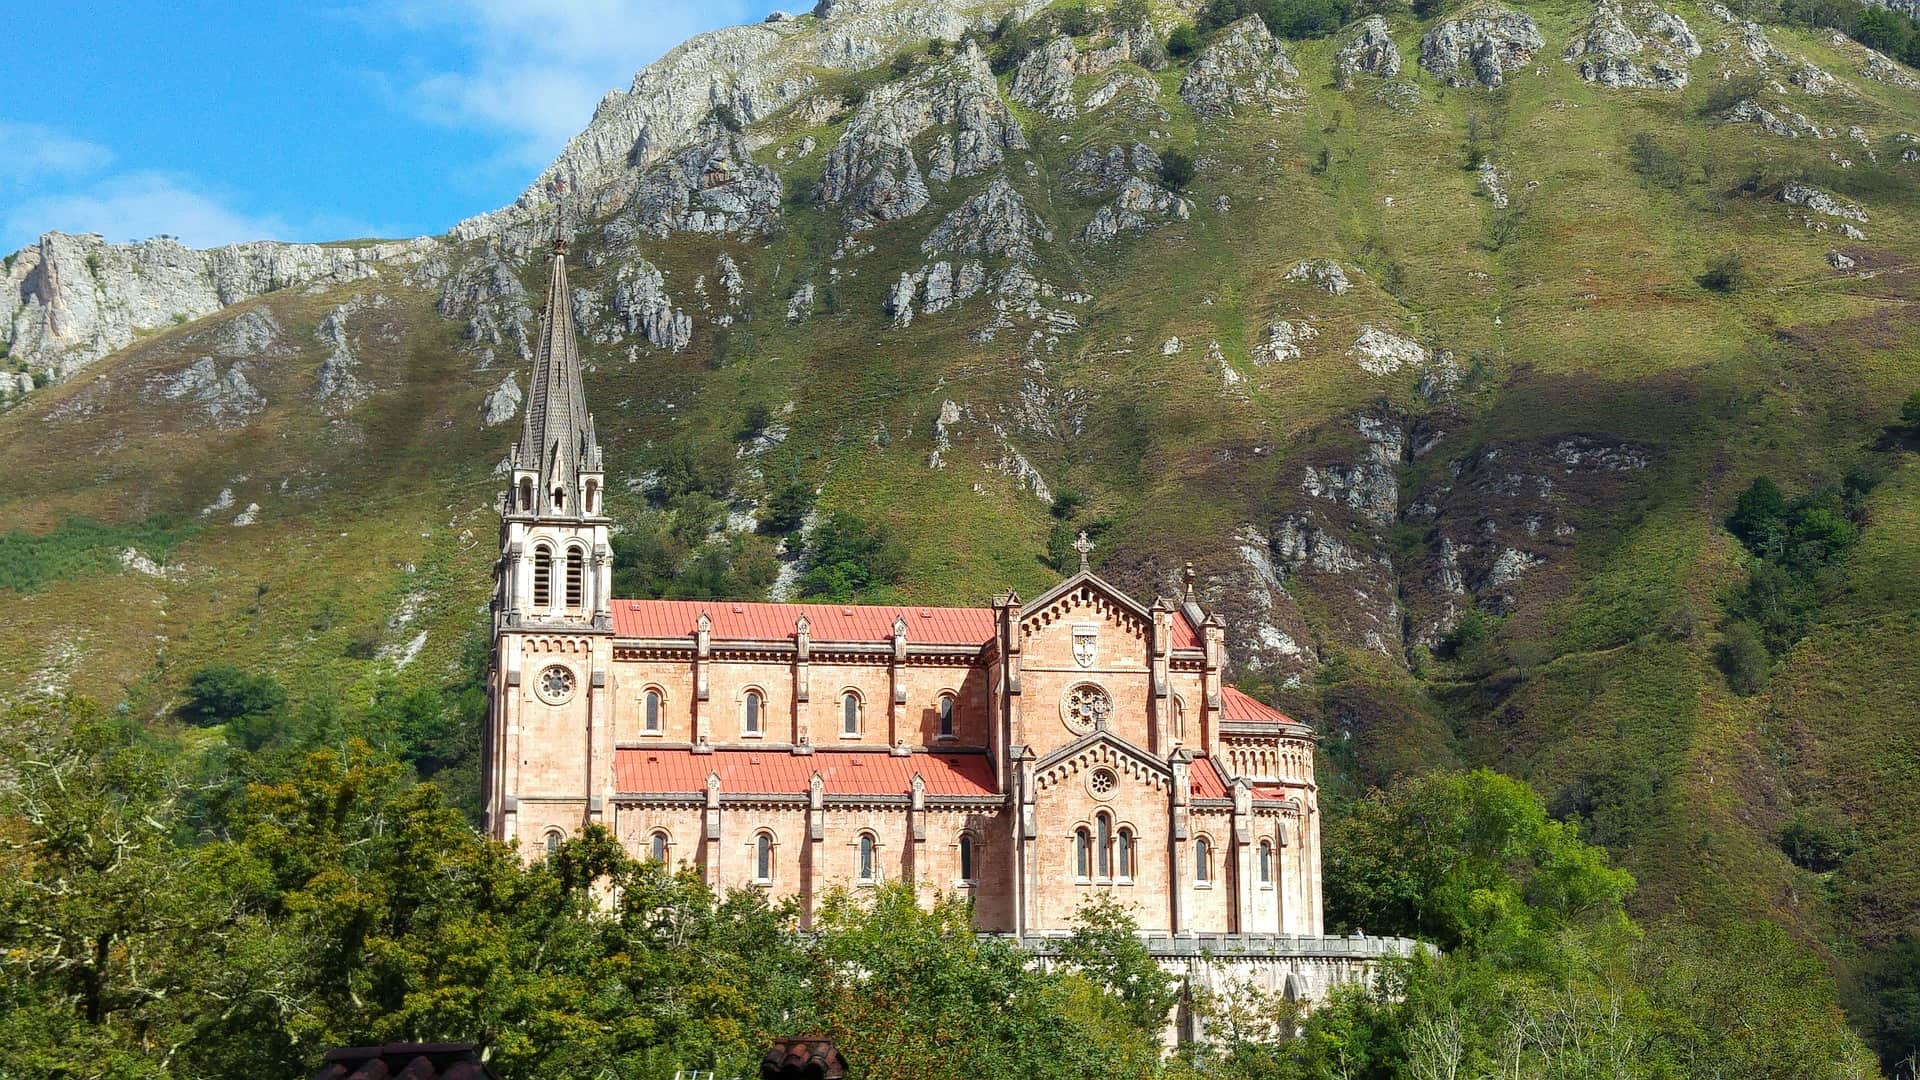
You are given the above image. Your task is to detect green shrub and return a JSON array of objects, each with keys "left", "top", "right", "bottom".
[
  {"left": 178, "top": 665, "right": 287, "bottom": 732},
  {"left": 1697, "top": 251, "right": 1749, "bottom": 292},
  {"left": 1700, "top": 72, "right": 1766, "bottom": 117},
  {"left": 889, "top": 49, "right": 917, "bottom": 76},
  {"left": 1779, "top": 805, "right": 1856, "bottom": 871},
  {"left": 1713, "top": 619, "right": 1770, "bottom": 695},
  {"left": 710, "top": 103, "right": 744, "bottom": 132},
  {"left": 1167, "top": 22, "right": 1202, "bottom": 55},
  {"left": 1627, "top": 131, "right": 1692, "bottom": 189},
  {"left": 1157, "top": 147, "right": 1196, "bottom": 189},
  {"left": 1109, "top": 0, "right": 1151, "bottom": 27},
  {"left": 1197, "top": 0, "right": 1352, "bottom": 38},
  {"left": 760, "top": 482, "right": 816, "bottom": 535},
  {"left": 1901, "top": 388, "right": 1920, "bottom": 433},
  {"left": 1054, "top": 2, "right": 1098, "bottom": 36}
]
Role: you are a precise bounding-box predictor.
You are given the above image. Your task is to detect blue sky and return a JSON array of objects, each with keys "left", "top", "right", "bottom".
[{"left": 2, "top": 0, "right": 785, "bottom": 253}]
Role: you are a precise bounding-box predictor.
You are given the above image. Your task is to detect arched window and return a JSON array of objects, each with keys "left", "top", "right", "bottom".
[
  {"left": 643, "top": 689, "right": 662, "bottom": 733},
  {"left": 937, "top": 694, "right": 955, "bottom": 738},
  {"left": 743, "top": 689, "right": 763, "bottom": 736},
  {"left": 1096, "top": 813, "right": 1112, "bottom": 880},
  {"left": 858, "top": 833, "right": 877, "bottom": 882},
  {"left": 1195, "top": 836, "right": 1212, "bottom": 883},
  {"left": 518, "top": 476, "right": 533, "bottom": 512},
  {"left": 532, "top": 546, "right": 553, "bottom": 609},
  {"left": 565, "top": 547, "right": 585, "bottom": 608},
  {"left": 959, "top": 833, "right": 975, "bottom": 883},
  {"left": 584, "top": 479, "right": 599, "bottom": 514},
  {"left": 1171, "top": 696, "right": 1186, "bottom": 742},
  {"left": 550, "top": 484, "right": 565, "bottom": 510},
  {"left": 754, "top": 832, "right": 774, "bottom": 883},
  {"left": 1074, "top": 827, "right": 1092, "bottom": 880},
  {"left": 544, "top": 830, "right": 562, "bottom": 856},
  {"left": 1117, "top": 827, "right": 1135, "bottom": 881},
  {"left": 1258, "top": 839, "right": 1273, "bottom": 885},
  {"left": 841, "top": 691, "right": 860, "bottom": 736},
  {"left": 649, "top": 830, "right": 669, "bottom": 863}
]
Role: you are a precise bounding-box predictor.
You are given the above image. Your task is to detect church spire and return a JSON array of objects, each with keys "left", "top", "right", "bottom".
[{"left": 509, "top": 236, "right": 603, "bottom": 519}]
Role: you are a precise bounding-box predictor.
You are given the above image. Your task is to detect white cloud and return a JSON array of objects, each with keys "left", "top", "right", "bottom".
[
  {"left": 386, "top": 0, "right": 757, "bottom": 167},
  {"left": 1, "top": 172, "right": 295, "bottom": 251},
  {"left": 0, "top": 121, "right": 114, "bottom": 180}
]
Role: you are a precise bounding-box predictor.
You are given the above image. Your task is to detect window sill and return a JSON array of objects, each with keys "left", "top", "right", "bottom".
[
  {"left": 1259, "top": 884, "right": 1275, "bottom": 891},
  {"left": 838, "top": 732, "right": 862, "bottom": 740},
  {"left": 741, "top": 731, "right": 764, "bottom": 739},
  {"left": 639, "top": 729, "right": 663, "bottom": 738},
  {"left": 751, "top": 879, "right": 773, "bottom": 888},
  {"left": 954, "top": 879, "right": 977, "bottom": 889},
  {"left": 1074, "top": 876, "right": 1091, "bottom": 885},
  {"left": 1195, "top": 882, "right": 1214, "bottom": 890},
  {"left": 935, "top": 733, "right": 958, "bottom": 742}
]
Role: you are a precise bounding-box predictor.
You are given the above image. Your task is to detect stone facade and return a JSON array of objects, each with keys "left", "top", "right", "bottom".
[{"left": 483, "top": 241, "right": 1417, "bottom": 1025}]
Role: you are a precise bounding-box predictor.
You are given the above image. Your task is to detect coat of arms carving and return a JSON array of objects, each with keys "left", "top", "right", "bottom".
[{"left": 1072, "top": 624, "right": 1098, "bottom": 668}]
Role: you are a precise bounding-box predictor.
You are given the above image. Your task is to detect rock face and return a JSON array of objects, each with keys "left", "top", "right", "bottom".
[
  {"left": 1181, "top": 16, "right": 1299, "bottom": 117},
  {"left": 481, "top": 373, "right": 522, "bottom": 426},
  {"left": 1080, "top": 177, "right": 1192, "bottom": 243},
  {"left": 1250, "top": 319, "right": 1317, "bottom": 365},
  {"left": 1011, "top": 36, "right": 1081, "bottom": 119},
  {"left": 621, "top": 127, "right": 784, "bottom": 238},
  {"left": 454, "top": 0, "right": 1030, "bottom": 242},
  {"left": 818, "top": 42, "right": 1027, "bottom": 226},
  {"left": 1562, "top": 0, "right": 1700, "bottom": 89},
  {"left": 2, "top": 231, "right": 433, "bottom": 385},
  {"left": 314, "top": 297, "right": 387, "bottom": 410},
  {"left": 150, "top": 356, "right": 266, "bottom": 427},
  {"left": 1332, "top": 16, "right": 1403, "bottom": 88},
  {"left": 921, "top": 178, "right": 1051, "bottom": 262},
  {"left": 611, "top": 259, "right": 693, "bottom": 351},
  {"left": 1068, "top": 142, "right": 1162, "bottom": 195},
  {"left": 1779, "top": 183, "right": 1868, "bottom": 222},
  {"left": 1419, "top": 6, "right": 1545, "bottom": 88}
]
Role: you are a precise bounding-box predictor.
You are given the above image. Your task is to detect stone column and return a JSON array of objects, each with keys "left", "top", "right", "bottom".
[
  {"left": 793, "top": 617, "right": 812, "bottom": 753},
  {"left": 806, "top": 772, "right": 825, "bottom": 928},
  {"left": 889, "top": 617, "right": 909, "bottom": 755},
  {"left": 693, "top": 612, "right": 712, "bottom": 752},
  {"left": 703, "top": 771, "right": 723, "bottom": 890},
  {"left": 1231, "top": 780, "right": 1252, "bottom": 935},
  {"left": 1169, "top": 751, "right": 1191, "bottom": 935},
  {"left": 909, "top": 773, "right": 927, "bottom": 896}
]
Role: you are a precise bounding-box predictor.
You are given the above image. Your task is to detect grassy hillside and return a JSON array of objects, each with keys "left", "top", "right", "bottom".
[{"left": 3, "top": 0, "right": 1919, "bottom": 1063}]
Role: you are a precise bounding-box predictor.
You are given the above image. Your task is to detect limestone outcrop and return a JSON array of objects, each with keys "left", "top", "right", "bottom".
[
  {"left": 1332, "top": 16, "right": 1403, "bottom": 88},
  {"left": 1562, "top": 0, "right": 1700, "bottom": 90},
  {"left": 2, "top": 231, "right": 434, "bottom": 386},
  {"left": 1418, "top": 6, "right": 1544, "bottom": 87},
  {"left": 1180, "top": 17, "right": 1299, "bottom": 117},
  {"left": 818, "top": 42, "right": 1027, "bottom": 226},
  {"left": 611, "top": 259, "right": 693, "bottom": 351},
  {"left": 621, "top": 127, "right": 784, "bottom": 238},
  {"left": 1080, "top": 177, "right": 1192, "bottom": 244}
]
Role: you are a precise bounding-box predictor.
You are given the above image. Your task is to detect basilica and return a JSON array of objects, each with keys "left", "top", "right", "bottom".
[{"left": 482, "top": 242, "right": 1411, "bottom": 1005}]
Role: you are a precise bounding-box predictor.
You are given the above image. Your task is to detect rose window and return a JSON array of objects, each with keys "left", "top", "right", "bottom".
[
  {"left": 1062, "top": 682, "right": 1113, "bottom": 734},
  {"left": 1087, "top": 766, "right": 1119, "bottom": 800},
  {"left": 537, "top": 664, "right": 576, "bottom": 704}
]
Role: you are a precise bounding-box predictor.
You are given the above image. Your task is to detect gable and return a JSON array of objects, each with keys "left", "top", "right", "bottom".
[{"left": 1033, "top": 729, "right": 1171, "bottom": 796}]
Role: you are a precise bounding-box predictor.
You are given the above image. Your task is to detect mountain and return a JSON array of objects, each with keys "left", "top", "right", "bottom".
[{"left": 4, "top": 0, "right": 1920, "bottom": 1061}]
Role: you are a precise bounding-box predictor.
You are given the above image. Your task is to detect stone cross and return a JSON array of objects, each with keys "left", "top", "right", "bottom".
[{"left": 1073, "top": 531, "right": 1094, "bottom": 572}]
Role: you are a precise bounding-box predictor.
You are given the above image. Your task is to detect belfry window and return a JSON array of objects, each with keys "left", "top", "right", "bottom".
[
  {"left": 518, "top": 476, "right": 533, "bottom": 512},
  {"left": 959, "top": 834, "right": 975, "bottom": 883},
  {"left": 565, "top": 547, "right": 584, "bottom": 608},
  {"left": 754, "top": 832, "right": 774, "bottom": 883},
  {"left": 532, "top": 548, "right": 553, "bottom": 609},
  {"left": 1096, "top": 813, "right": 1112, "bottom": 880},
  {"left": 584, "top": 479, "right": 599, "bottom": 514},
  {"left": 743, "top": 690, "right": 763, "bottom": 736},
  {"left": 858, "top": 833, "right": 877, "bottom": 882},
  {"left": 1074, "top": 828, "right": 1092, "bottom": 880},
  {"left": 1195, "top": 836, "right": 1212, "bottom": 883},
  {"left": 644, "top": 689, "right": 661, "bottom": 733}
]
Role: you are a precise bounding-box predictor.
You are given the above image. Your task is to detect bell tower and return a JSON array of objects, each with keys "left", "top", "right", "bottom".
[{"left": 484, "top": 237, "right": 616, "bottom": 844}]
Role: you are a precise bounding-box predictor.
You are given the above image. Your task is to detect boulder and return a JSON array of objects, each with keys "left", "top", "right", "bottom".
[
  {"left": 1418, "top": 6, "right": 1544, "bottom": 87},
  {"left": 481, "top": 373, "right": 522, "bottom": 426},
  {"left": 1080, "top": 177, "right": 1192, "bottom": 244},
  {"left": 1332, "top": 16, "right": 1403, "bottom": 89},
  {"left": 1284, "top": 258, "right": 1352, "bottom": 294}
]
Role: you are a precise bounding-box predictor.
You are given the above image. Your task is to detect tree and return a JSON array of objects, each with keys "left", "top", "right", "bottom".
[
  {"left": 1713, "top": 619, "right": 1770, "bottom": 694},
  {"left": 798, "top": 511, "right": 907, "bottom": 601},
  {"left": 1727, "top": 476, "right": 1786, "bottom": 550},
  {"left": 179, "top": 664, "right": 288, "bottom": 746},
  {"left": 1697, "top": 251, "right": 1749, "bottom": 293},
  {"left": 1055, "top": 894, "right": 1177, "bottom": 1031},
  {"left": 1167, "top": 22, "right": 1203, "bottom": 56},
  {"left": 1323, "top": 768, "right": 1634, "bottom": 952},
  {"left": 1852, "top": 6, "right": 1908, "bottom": 52},
  {"left": 1900, "top": 388, "right": 1920, "bottom": 434}
]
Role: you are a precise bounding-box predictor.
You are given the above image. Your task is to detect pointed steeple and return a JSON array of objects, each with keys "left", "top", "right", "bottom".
[{"left": 509, "top": 237, "right": 603, "bottom": 519}]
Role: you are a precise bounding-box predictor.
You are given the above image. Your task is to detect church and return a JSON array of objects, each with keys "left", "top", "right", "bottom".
[{"left": 482, "top": 241, "right": 1412, "bottom": 1000}]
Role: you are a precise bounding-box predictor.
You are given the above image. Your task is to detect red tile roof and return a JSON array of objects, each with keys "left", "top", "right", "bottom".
[
  {"left": 1221, "top": 685, "right": 1298, "bottom": 726},
  {"left": 1190, "top": 755, "right": 1230, "bottom": 798},
  {"left": 614, "top": 748, "right": 998, "bottom": 797},
  {"left": 612, "top": 599, "right": 996, "bottom": 645},
  {"left": 611, "top": 596, "right": 1206, "bottom": 649}
]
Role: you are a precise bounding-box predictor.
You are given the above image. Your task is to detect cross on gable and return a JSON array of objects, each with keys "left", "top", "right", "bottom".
[{"left": 1073, "top": 530, "right": 1094, "bottom": 571}]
